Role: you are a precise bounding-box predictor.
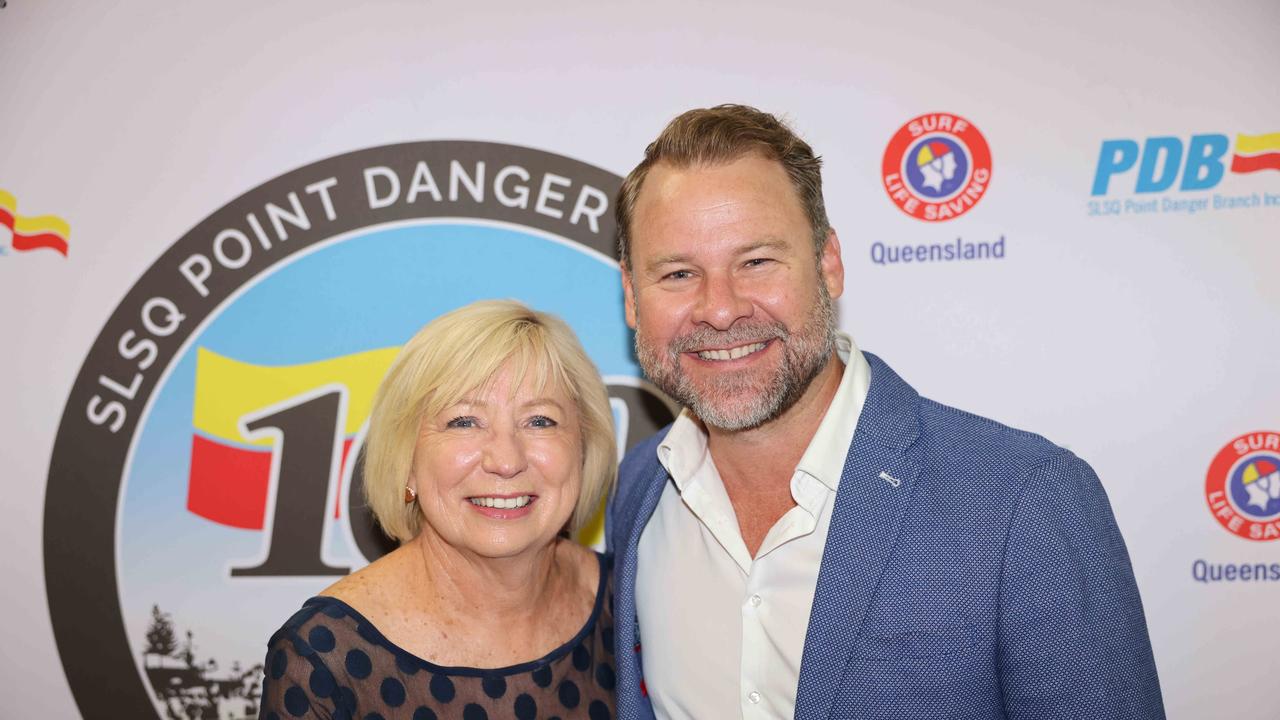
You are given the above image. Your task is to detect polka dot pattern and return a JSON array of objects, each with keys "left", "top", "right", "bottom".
[
  {"left": 309, "top": 664, "right": 336, "bottom": 698},
  {"left": 429, "top": 674, "right": 455, "bottom": 704},
  {"left": 558, "top": 679, "right": 580, "bottom": 709},
  {"left": 481, "top": 674, "right": 506, "bottom": 699},
  {"left": 380, "top": 677, "right": 406, "bottom": 707},
  {"left": 346, "top": 649, "right": 372, "bottom": 679},
  {"left": 283, "top": 686, "right": 309, "bottom": 717},
  {"left": 269, "top": 649, "right": 288, "bottom": 680},
  {"left": 258, "top": 553, "right": 615, "bottom": 719},
  {"left": 514, "top": 693, "right": 537, "bottom": 720},
  {"left": 308, "top": 625, "right": 336, "bottom": 653}
]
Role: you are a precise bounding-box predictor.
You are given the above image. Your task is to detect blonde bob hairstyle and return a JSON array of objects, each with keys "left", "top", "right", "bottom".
[{"left": 363, "top": 299, "right": 617, "bottom": 543}]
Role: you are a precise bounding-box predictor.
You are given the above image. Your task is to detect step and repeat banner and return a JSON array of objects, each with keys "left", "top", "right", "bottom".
[{"left": 2, "top": 2, "right": 1277, "bottom": 718}]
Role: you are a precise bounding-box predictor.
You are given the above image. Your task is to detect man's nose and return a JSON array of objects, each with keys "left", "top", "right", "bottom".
[
  {"left": 691, "top": 271, "right": 753, "bottom": 330},
  {"left": 481, "top": 430, "right": 528, "bottom": 478}
]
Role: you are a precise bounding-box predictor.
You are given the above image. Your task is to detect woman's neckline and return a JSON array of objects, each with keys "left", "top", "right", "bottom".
[{"left": 304, "top": 550, "right": 608, "bottom": 678}]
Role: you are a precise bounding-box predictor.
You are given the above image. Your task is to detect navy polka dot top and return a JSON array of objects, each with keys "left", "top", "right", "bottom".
[{"left": 259, "top": 553, "right": 616, "bottom": 720}]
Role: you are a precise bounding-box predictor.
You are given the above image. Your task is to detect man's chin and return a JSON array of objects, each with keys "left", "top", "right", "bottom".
[{"left": 685, "top": 392, "right": 778, "bottom": 432}]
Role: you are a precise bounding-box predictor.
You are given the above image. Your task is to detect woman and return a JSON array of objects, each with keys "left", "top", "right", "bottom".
[{"left": 260, "top": 300, "right": 618, "bottom": 720}]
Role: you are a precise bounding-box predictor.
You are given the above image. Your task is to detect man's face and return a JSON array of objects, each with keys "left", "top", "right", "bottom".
[{"left": 622, "top": 153, "right": 844, "bottom": 431}]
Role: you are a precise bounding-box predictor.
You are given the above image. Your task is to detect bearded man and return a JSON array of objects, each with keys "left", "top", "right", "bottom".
[{"left": 606, "top": 105, "right": 1165, "bottom": 720}]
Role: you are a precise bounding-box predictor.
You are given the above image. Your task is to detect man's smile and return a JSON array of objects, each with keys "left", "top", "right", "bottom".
[{"left": 691, "top": 341, "right": 770, "bottom": 362}]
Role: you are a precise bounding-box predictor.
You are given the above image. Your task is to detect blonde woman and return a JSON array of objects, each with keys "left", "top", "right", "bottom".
[{"left": 261, "top": 300, "right": 617, "bottom": 720}]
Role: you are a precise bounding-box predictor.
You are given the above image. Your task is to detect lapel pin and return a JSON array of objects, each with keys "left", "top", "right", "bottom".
[{"left": 878, "top": 471, "right": 902, "bottom": 488}]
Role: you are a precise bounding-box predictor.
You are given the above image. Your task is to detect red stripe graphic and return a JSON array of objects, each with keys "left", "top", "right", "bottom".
[
  {"left": 187, "top": 436, "right": 272, "bottom": 529},
  {"left": 1231, "top": 153, "right": 1280, "bottom": 174},
  {"left": 186, "top": 435, "right": 353, "bottom": 529},
  {"left": 0, "top": 206, "right": 70, "bottom": 256},
  {"left": 13, "top": 231, "right": 70, "bottom": 255}
]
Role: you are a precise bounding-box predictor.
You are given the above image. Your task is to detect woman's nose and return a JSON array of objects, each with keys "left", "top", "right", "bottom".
[{"left": 481, "top": 430, "right": 528, "bottom": 478}]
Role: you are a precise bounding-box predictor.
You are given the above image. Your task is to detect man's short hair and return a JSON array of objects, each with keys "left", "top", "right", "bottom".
[
  {"left": 615, "top": 104, "right": 830, "bottom": 269},
  {"left": 363, "top": 299, "right": 617, "bottom": 542}
]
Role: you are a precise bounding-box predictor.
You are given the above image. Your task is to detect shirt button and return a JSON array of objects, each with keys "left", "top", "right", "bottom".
[
  {"left": 749, "top": 594, "right": 762, "bottom": 607},
  {"left": 748, "top": 691, "right": 761, "bottom": 704}
]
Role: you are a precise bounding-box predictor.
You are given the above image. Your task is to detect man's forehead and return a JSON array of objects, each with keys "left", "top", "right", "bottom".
[{"left": 630, "top": 156, "right": 806, "bottom": 246}]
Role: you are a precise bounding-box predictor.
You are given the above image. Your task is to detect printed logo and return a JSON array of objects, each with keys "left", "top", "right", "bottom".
[
  {"left": 1205, "top": 431, "right": 1280, "bottom": 541},
  {"left": 44, "top": 142, "right": 676, "bottom": 719},
  {"left": 1088, "top": 131, "right": 1280, "bottom": 216},
  {"left": 0, "top": 189, "right": 70, "bottom": 257},
  {"left": 881, "top": 113, "right": 992, "bottom": 222}
]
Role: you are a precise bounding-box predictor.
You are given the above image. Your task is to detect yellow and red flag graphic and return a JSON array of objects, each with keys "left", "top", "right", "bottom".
[
  {"left": 0, "top": 189, "right": 70, "bottom": 256},
  {"left": 1230, "top": 132, "right": 1280, "bottom": 174},
  {"left": 189, "top": 347, "right": 398, "bottom": 529}
]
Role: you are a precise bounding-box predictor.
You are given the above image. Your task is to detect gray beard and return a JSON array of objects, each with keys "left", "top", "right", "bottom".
[{"left": 634, "top": 285, "right": 836, "bottom": 432}]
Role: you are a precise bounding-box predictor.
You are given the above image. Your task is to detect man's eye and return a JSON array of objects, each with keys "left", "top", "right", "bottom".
[
  {"left": 663, "top": 269, "right": 693, "bottom": 281},
  {"left": 744, "top": 258, "right": 772, "bottom": 268},
  {"left": 446, "top": 416, "right": 478, "bottom": 429},
  {"left": 528, "top": 415, "right": 558, "bottom": 428}
]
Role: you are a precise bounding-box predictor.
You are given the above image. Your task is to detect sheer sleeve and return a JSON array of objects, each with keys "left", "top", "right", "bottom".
[{"left": 258, "top": 630, "right": 337, "bottom": 720}]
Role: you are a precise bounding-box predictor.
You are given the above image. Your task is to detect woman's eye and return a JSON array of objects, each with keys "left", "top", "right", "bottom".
[
  {"left": 528, "top": 415, "right": 558, "bottom": 428},
  {"left": 445, "top": 416, "right": 477, "bottom": 429}
]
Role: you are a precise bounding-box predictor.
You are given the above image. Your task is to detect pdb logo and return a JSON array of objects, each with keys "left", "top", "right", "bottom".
[{"left": 1091, "top": 132, "right": 1280, "bottom": 195}]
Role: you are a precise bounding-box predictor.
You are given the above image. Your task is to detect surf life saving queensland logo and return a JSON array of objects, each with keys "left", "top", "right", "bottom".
[
  {"left": 1088, "top": 131, "right": 1280, "bottom": 216},
  {"left": 1205, "top": 431, "right": 1280, "bottom": 542},
  {"left": 881, "top": 112, "right": 992, "bottom": 222},
  {"left": 875, "top": 112, "right": 1004, "bottom": 267},
  {"left": 44, "top": 142, "right": 676, "bottom": 720}
]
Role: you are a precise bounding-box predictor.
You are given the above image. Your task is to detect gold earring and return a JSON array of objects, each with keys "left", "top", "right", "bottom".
[{"left": 404, "top": 485, "right": 417, "bottom": 504}]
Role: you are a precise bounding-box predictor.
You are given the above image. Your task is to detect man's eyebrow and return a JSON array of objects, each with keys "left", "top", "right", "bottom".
[
  {"left": 642, "top": 239, "right": 791, "bottom": 274},
  {"left": 644, "top": 253, "right": 692, "bottom": 272},
  {"left": 737, "top": 239, "right": 789, "bottom": 255}
]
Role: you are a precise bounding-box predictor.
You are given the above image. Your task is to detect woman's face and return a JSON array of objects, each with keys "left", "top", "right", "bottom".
[{"left": 408, "top": 364, "right": 584, "bottom": 559}]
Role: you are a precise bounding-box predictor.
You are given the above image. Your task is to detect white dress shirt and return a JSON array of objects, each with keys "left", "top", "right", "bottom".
[{"left": 635, "top": 333, "right": 871, "bottom": 719}]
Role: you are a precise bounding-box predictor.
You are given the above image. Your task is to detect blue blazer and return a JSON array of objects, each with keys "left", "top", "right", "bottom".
[{"left": 606, "top": 353, "right": 1165, "bottom": 720}]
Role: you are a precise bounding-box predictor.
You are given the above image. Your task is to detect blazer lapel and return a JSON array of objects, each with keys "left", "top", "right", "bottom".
[
  {"left": 794, "top": 353, "right": 922, "bottom": 720},
  {"left": 614, "top": 456, "right": 669, "bottom": 720}
]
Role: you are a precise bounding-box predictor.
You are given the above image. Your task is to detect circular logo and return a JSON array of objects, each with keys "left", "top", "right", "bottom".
[
  {"left": 1205, "top": 431, "right": 1280, "bottom": 541},
  {"left": 44, "top": 142, "right": 676, "bottom": 719},
  {"left": 881, "top": 112, "right": 992, "bottom": 221}
]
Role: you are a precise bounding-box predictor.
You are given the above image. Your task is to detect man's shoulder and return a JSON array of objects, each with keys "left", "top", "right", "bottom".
[{"left": 912, "top": 394, "right": 1074, "bottom": 482}]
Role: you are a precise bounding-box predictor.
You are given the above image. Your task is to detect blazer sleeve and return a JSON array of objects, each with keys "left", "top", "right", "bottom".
[{"left": 997, "top": 449, "right": 1166, "bottom": 720}]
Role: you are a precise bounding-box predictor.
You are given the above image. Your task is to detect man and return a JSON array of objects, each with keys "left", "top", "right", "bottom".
[{"left": 606, "top": 105, "right": 1165, "bottom": 720}]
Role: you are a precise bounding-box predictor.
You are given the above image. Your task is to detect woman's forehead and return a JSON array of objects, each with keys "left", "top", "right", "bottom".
[{"left": 443, "top": 363, "right": 574, "bottom": 408}]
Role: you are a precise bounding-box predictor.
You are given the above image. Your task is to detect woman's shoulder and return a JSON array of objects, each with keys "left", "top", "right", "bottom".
[
  {"left": 317, "top": 544, "right": 414, "bottom": 613},
  {"left": 266, "top": 548, "right": 412, "bottom": 654},
  {"left": 264, "top": 595, "right": 360, "bottom": 662}
]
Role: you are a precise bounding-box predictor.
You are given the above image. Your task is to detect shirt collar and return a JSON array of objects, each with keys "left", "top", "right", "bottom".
[
  {"left": 657, "top": 331, "right": 871, "bottom": 493},
  {"left": 795, "top": 332, "right": 870, "bottom": 490}
]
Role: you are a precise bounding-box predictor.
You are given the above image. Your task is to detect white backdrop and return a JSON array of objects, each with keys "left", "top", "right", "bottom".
[{"left": 2, "top": 1, "right": 1278, "bottom": 718}]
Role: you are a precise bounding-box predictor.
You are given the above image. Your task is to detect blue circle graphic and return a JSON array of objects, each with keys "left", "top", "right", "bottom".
[
  {"left": 1229, "top": 453, "right": 1280, "bottom": 520},
  {"left": 903, "top": 135, "right": 970, "bottom": 199}
]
